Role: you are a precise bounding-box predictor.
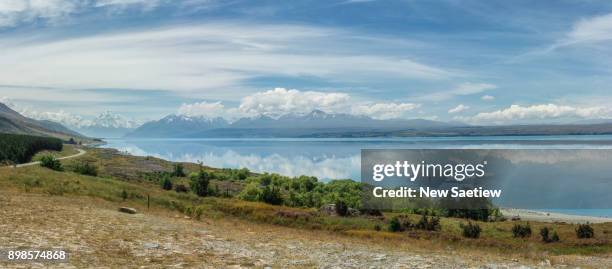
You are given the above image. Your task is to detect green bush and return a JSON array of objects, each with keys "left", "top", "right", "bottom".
[
  {"left": 512, "top": 223, "right": 532, "bottom": 238},
  {"left": 416, "top": 214, "right": 441, "bottom": 231},
  {"left": 172, "top": 163, "right": 186, "bottom": 177},
  {"left": 238, "top": 182, "right": 262, "bottom": 201},
  {"left": 551, "top": 231, "right": 560, "bottom": 242},
  {"left": 540, "top": 227, "right": 560, "bottom": 243},
  {"left": 576, "top": 223, "right": 595, "bottom": 239},
  {"left": 161, "top": 177, "right": 173, "bottom": 190},
  {"left": 335, "top": 200, "right": 349, "bottom": 217},
  {"left": 40, "top": 155, "right": 63, "bottom": 171},
  {"left": 72, "top": 161, "right": 98, "bottom": 176},
  {"left": 461, "top": 222, "right": 481, "bottom": 238},
  {"left": 260, "top": 185, "right": 283, "bottom": 205},
  {"left": 387, "top": 215, "right": 412, "bottom": 232},
  {"left": 388, "top": 216, "right": 402, "bottom": 232},
  {"left": 190, "top": 168, "right": 210, "bottom": 197}
]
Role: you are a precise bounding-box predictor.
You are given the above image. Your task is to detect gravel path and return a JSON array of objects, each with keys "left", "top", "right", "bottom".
[{"left": 14, "top": 149, "right": 86, "bottom": 168}]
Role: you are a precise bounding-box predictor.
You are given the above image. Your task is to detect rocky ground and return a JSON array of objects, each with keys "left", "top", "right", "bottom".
[{"left": 0, "top": 191, "right": 607, "bottom": 268}]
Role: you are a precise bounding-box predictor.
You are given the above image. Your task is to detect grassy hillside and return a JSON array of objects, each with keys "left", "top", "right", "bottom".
[
  {"left": 0, "top": 102, "right": 87, "bottom": 141},
  {"left": 1, "top": 147, "right": 609, "bottom": 262},
  {"left": 0, "top": 133, "right": 63, "bottom": 164}
]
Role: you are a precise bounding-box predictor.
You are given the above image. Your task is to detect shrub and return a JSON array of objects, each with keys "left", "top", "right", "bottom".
[
  {"left": 72, "top": 161, "right": 98, "bottom": 176},
  {"left": 121, "top": 189, "right": 128, "bottom": 201},
  {"left": 387, "top": 215, "right": 412, "bottom": 232},
  {"left": 173, "top": 163, "right": 186, "bottom": 177},
  {"left": 40, "top": 155, "right": 63, "bottom": 171},
  {"left": 576, "top": 223, "right": 595, "bottom": 239},
  {"left": 512, "top": 223, "right": 532, "bottom": 238},
  {"left": 238, "top": 182, "right": 262, "bottom": 201},
  {"left": 461, "top": 222, "right": 481, "bottom": 238},
  {"left": 540, "top": 227, "right": 560, "bottom": 243},
  {"left": 260, "top": 185, "right": 283, "bottom": 205},
  {"left": 388, "top": 217, "right": 402, "bottom": 232},
  {"left": 551, "top": 231, "right": 560, "bottom": 242},
  {"left": 190, "top": 168, "right": 210, "bottom": 197},
  {"left": 174, "top": 184, "right": 189, "bottom": 193},
  {"left": 335, "top": 200, "right": 349, "bottom": 217},
  {"left": 416, "top": 214, "right": 441, "bottom": 231},
  {"left": 161, "top": 177, "right": 173, "bottom": 190}
]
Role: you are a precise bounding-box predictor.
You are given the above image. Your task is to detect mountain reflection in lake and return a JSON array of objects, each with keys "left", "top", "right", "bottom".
[{"left": 102, "top": 136, "right": 612, "bottom": 181}]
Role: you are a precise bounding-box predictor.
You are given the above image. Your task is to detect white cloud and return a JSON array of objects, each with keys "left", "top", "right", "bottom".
[
  {"left": 0, "top": 23, "right": 452, "bottom": 95},
  {"left": 178, "top": 101, "right": 238, "bottom": 119},
  {"left": 351, "top": 102, "right": 420, "bottom": 119},
  {"left": 238, "top": 88, "right": 351, "bottom": 117},
  {"left": 455, "top": 104, "right": 612, "bottom": 124},
  {"left": 448, "top": 104, "right": 469, "bottom": 114},
  {"left": 178, "top": 88, "right": 420, "bottom": 120},
  {"left": 565, "top": 13, "right": 612, "bottom": 45},
  {"left": 0, "top": 96, "right": 16, "bottom": 107},
  {"left": 481, "top": 95, "right": 495, "bottom": 101},
  {"left": 0, "top": 0, "right": 78, "bottom": 27},
  {"left": 417, "top": 82, "right": 497, "bottom": 101}
]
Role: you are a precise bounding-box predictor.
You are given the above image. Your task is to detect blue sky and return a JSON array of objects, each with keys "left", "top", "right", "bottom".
[{"left": 1, "top": 0, "right": 612, "bottom": 126}]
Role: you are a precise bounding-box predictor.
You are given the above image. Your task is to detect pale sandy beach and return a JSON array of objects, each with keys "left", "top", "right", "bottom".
[{"left": 502, "top": 208, "right": 612, "bottom": 224}]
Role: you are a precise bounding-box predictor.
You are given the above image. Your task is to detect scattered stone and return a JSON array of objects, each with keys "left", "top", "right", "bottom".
[
  {"left": 119, "top": 207, "right": 137, "bottom": 214},
  {"left": 144, "top": 242, "right": 160, "bottom": 249}
]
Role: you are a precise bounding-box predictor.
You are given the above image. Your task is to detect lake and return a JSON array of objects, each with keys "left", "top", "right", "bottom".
[
  {"left": 103, "top": 135, "right": 612, "bottom": 181},
  {"left": 102, "top": 135, "right": 612, "bottom": 217}
]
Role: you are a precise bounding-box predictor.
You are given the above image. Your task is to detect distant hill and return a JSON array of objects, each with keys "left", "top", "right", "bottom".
[
  {"left": 0, "top": 102, "right": 84, "bottom": 140},
  {"left": 126, "top": 110, "right": 457, "bottom": 138}
]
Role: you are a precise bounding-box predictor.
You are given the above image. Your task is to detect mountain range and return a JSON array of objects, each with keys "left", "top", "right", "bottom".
[
  {"left": 74, "top": 111, "right": 141, "bottom": 138},
  {"left": 126, "top": 110, "right": 459, "bottom": 138},
  {"left": 0, "top": 102, "right": 84, "bottom": 140}
]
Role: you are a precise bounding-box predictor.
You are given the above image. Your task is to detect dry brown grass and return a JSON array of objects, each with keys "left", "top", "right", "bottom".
[{"left": 0, "top": 146, "right": 610, "bottom": 268}]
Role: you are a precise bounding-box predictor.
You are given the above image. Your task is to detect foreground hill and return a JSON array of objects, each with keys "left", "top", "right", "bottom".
[
  {"left": 0, "top": 102, "right": 85, "bottom": 140},
  {"left": 0, "top": 146, "right": 610, "bottom": 268}
]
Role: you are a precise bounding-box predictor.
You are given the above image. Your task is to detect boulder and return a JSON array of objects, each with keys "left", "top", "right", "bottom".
[{"left": 119, "top": 207, "right": 137, "bottom": 214}]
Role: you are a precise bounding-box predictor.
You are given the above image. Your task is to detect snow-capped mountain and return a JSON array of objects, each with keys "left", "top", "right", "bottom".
[
  {"left": 127, "top": 110, "right": 456, "bottom": 138},
  {"left": 72, "top": 111, "right": 142, "bottom": 138},
  {"left": 89, "top": 111, "right": 141, "bottom": 129},
  {"left": 14, "top": 109, "right": 142, "bottom": 138},
  {"left": 126, "top": 114, "right": 229, "bottom": 138}
]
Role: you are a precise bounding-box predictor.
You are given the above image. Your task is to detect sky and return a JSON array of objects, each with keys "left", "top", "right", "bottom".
[{"left": 1, "top": 0, "right": 612, "bottom": 127}]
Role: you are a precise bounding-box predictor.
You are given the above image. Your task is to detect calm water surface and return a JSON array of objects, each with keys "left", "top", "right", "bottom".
[{"left": 101, "top": 135, "right": 612, "bottom": 217}]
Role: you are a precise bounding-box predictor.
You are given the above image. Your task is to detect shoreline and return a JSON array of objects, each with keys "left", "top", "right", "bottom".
[{"left": 501, "top": 208, "right": 612, "bottom": 224}]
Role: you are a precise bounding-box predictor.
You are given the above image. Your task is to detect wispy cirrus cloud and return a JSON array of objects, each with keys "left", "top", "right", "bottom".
[
  {"left": 0, "top": 23, "right": 453, "bottom": 97},
  {"left": 415, "top": 82, "right": 497, "bottom": 101}
]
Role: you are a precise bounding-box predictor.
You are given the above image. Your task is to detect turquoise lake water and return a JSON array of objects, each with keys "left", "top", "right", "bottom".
[{"left": 102, "top": 135, "right": 612, "bottom": 217}]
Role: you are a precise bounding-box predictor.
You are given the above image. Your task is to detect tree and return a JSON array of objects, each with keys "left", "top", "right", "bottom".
[
  {"left": 173, "top": 163, "right": 186, "bottom": 177},
  {"left": 260, "top": 185, "right": 283, "bottom": 205},
  {"left": 191, "top": 165, "right": 210, "bottom": 197}
]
